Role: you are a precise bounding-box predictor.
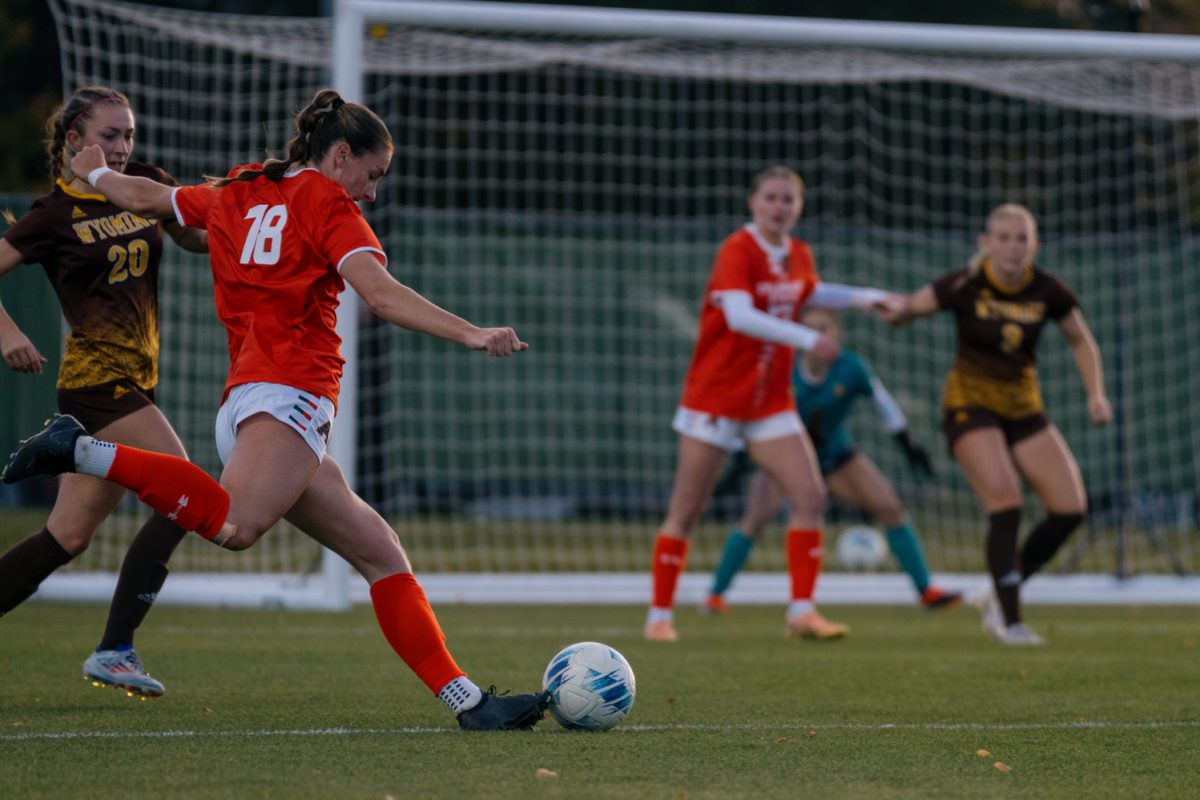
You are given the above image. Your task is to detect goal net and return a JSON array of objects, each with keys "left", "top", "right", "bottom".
[{"left": 41, "top": 0, "right": 1200, "bottom": 606}]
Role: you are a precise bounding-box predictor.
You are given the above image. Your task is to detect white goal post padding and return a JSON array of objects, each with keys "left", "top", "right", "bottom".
[{"left": 36, "top": 0, "right": 1200, "bottom": 607}]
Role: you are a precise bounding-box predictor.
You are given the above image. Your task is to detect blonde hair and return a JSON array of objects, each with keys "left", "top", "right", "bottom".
[
  {"left": 748, "top": 165, "right": 805, "bottom": 198},
  {"left": 967, "top": 202, "right": 1039, "bottom": 275}
]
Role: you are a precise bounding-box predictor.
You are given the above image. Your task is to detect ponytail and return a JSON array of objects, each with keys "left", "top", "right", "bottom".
[{"left": 212, "top": 88, "right": 390, "bottom": 187}]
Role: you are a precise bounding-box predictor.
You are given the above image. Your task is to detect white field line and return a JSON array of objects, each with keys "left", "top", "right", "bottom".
[{"left": 3, "top": 719, "right": 1198, "bottom": 742}]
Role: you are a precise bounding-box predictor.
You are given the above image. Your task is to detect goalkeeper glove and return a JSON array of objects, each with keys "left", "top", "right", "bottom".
[{"left": 894, "top": 429, "right": 934, "bottom": 478}]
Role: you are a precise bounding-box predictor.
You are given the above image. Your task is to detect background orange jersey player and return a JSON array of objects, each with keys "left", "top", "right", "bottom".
[{"left": 644, "top": 164, "right": 902, "bottom": 644}]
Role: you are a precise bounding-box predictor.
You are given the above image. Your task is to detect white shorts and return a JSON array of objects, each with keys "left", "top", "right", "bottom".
[
  {"left": 671, "top": 406, "right": 803, "bottom": 452},
  {"left": 215, "top": 382, "right": 336, "bottom": 465}
]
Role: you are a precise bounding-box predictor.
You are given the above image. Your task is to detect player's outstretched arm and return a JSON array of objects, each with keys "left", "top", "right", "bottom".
[
  {"left": 878, "top": 285, "right": 938, "bottom": 326},
  {"left": 1058, "top": 308, "right": 1112, "bottom": 426},
  {"left": 716, "top": 289, "right": 839, "bottom": 360},
  {"left": 71, "top": 144, "right": 175, "bottom": 220},
  {"left": 342, "top": 252, "right": 528, "bottom": 357},
  {"left": 0, "top": 240, "right": 48, "bottom": 374}
]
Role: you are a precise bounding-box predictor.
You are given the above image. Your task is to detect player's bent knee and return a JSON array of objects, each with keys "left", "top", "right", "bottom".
[
  {"left": 876, "top": 501, "right": 905, "bottom": 526},
  {"left": 982, "top": 486, "right": 1023, "bottom": 509},
  {"left": 223, "top": 521, "right": 272, "bottom": 551},
  {"left": 51, "top": 528, "right": 95, "bottom": 557},
  {"left": 793, "top": 489, "right": 827, "bottom": 518}
]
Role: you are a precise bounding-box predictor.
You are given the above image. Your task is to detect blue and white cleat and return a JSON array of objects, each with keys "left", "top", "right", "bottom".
[
  {"left": 993, "top": 622, "right": 1045, "bottom": 646},
  {"left": 83, "top": 648, "right": 165, "bottom": 699},
  {"left": 975, "top": 585, "right": 1005, "bottom": 639}
]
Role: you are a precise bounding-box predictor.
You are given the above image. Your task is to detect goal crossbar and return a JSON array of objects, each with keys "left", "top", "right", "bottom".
[{"left": 339, "top": 0, "right": 1200, "bottom": 60}]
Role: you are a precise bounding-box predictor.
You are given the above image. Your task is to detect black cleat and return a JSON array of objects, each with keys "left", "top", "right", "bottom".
[
  {"left": 457, "top": 687, "right": 550, "bottom": 731},
  {"left": 1, "top": 414, "right": 85, "bottom": 484},
  {"left": 920, "top": 586, "right": 964, "bottom": 611}
]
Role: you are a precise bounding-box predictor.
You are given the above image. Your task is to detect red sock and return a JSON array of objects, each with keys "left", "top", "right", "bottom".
[
  {"left": 370, "top": 572, "right": 465, "bottom": 695},
  {"left": 650, "top": 533, "right": 690, "bottom": 610},
  {"left": 106, "top": 445, "right": 230, "bottom": 540},
  {"left": 786, "top": 529, "right": 823, "bottom": 601}
]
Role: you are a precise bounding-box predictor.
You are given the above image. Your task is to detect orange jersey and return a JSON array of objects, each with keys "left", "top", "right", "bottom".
[
  {"left": 679, "top": 225, "right": 819, "bottom": 419},
  {"left": 172, "top": 166, "right": 385, "bottom": 409}
]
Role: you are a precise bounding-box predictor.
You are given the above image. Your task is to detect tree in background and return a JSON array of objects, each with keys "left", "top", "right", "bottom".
[{"left": 0, "top": 0, "right": 61, "bottom": 193}]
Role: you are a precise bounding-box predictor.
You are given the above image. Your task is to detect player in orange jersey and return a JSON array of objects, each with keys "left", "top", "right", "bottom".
[
  {"left": 0, "top": 85, "right": 207, "bottom": 698},
  {"left": 644, "top": 165, "right": 902, "bottom": 643},
  {"left": 882, "top": 203, "right": 1111, "bottom": 645},
  {"left": 3, "top": 89, "right": 546, "bottom": 730}
]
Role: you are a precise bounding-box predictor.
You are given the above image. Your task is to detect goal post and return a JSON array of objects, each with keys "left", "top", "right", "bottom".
[
  {"left": 34, "top": 0, "right": 1200, "bottom": 608},
  {"left": 41, "top": 0, "right": 351, "bottom": 610},
  {"left": 338, "top": 0, "right": 1200, "bottom": 59}
]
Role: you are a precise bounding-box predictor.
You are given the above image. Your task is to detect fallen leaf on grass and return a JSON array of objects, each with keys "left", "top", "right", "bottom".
[
  {"left": 976, "top": 749, "right": 990, "bottom": 757},
  {"left": 776, "top": 737, "right": 788, "bottom": 744},
  {"left": 993, "top": 762, "right": 1012, "bottom": 773},
  {"left": 806, "top": 730, "right": 818, "bottom": 738},
  {"left": 536, "top": 768, "right": 559, "bottom": 779}
]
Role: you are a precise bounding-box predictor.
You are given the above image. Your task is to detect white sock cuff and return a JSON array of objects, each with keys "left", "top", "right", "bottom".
[
  {"left": 646, "top": 607, "right": 674, "bottom": 623},
  {"left": 788, "top": 599, "right": 815, "bottom": 617},
  {"left": 437, "top": 675, "right": 483, "bottom": 715},
  {"left": 74, "top": 436, "right": 118, "bottom": 478}
]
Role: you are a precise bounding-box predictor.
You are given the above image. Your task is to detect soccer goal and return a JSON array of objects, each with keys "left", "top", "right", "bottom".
[{"left": 38, "top": 0, "right": 1200, "bottom": 607}]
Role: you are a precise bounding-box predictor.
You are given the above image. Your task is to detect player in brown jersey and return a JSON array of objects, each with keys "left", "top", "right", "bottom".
[
  {"left": 0, "top": 86, "right": 206, "bottom": 696},
  {"left": 883, "top": 203, "right": 1111, "bottom": 645}
]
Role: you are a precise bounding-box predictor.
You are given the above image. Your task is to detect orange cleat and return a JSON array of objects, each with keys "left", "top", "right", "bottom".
[
  {"left": 785, "top": 609, "right": 849, "bottom": 641},
  {"left": 699, "top": 594, "right": 728, "bottom": 616},
  {"left": 643, "top": 618, "right": 679, "bottom": 642}
]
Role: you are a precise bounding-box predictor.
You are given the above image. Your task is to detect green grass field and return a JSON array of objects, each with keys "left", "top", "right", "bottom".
[{"left": 1, "top": 602, "right": 1196, "bottom": 799}]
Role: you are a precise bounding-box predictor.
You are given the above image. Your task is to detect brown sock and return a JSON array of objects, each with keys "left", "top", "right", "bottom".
[
  {"left": 0, "top": 528, "right": 73, "bottom": 617},
  {"left": 98, "top": 513, "right": 186, "bottom": 650},
  {"left": 986, "top": 508, "right": 1022, "bottom": 625},
  {"left": 1020, "top": 513, "right": 1084, "bottom": 580}
]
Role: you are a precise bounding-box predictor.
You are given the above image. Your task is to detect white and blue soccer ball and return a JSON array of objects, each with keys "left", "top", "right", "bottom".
[
  {"left": 836, "top": 525, "right": 889, "bottom": 571},
  {"left": 542, "top": 641, "right": 636, "bottom": 731}
]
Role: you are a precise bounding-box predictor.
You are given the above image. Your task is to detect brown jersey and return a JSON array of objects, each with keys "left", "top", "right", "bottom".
[
  {"left": 4, "top": 163, "right": 177, "bottom": 391},
  {"left": 932, "top": 260, "right": 1078, "bottom": 419}
]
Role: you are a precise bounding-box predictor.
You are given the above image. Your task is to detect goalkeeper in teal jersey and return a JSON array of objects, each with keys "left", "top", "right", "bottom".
[{"left": 705, "top": 308, "right": 961, "bottom": 612}]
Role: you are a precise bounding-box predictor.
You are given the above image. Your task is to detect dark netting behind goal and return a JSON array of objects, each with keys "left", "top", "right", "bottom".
[{"left": 50, "top": 0, "right": 1200, "bottom": 580}]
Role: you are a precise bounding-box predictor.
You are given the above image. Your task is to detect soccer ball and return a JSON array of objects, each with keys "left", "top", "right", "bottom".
[
  {"left": 542, "top": 641, "right": 636, "bottom": 731},
  {"left": 836, "top": 525, "right": 888, "bottom": 571}
]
